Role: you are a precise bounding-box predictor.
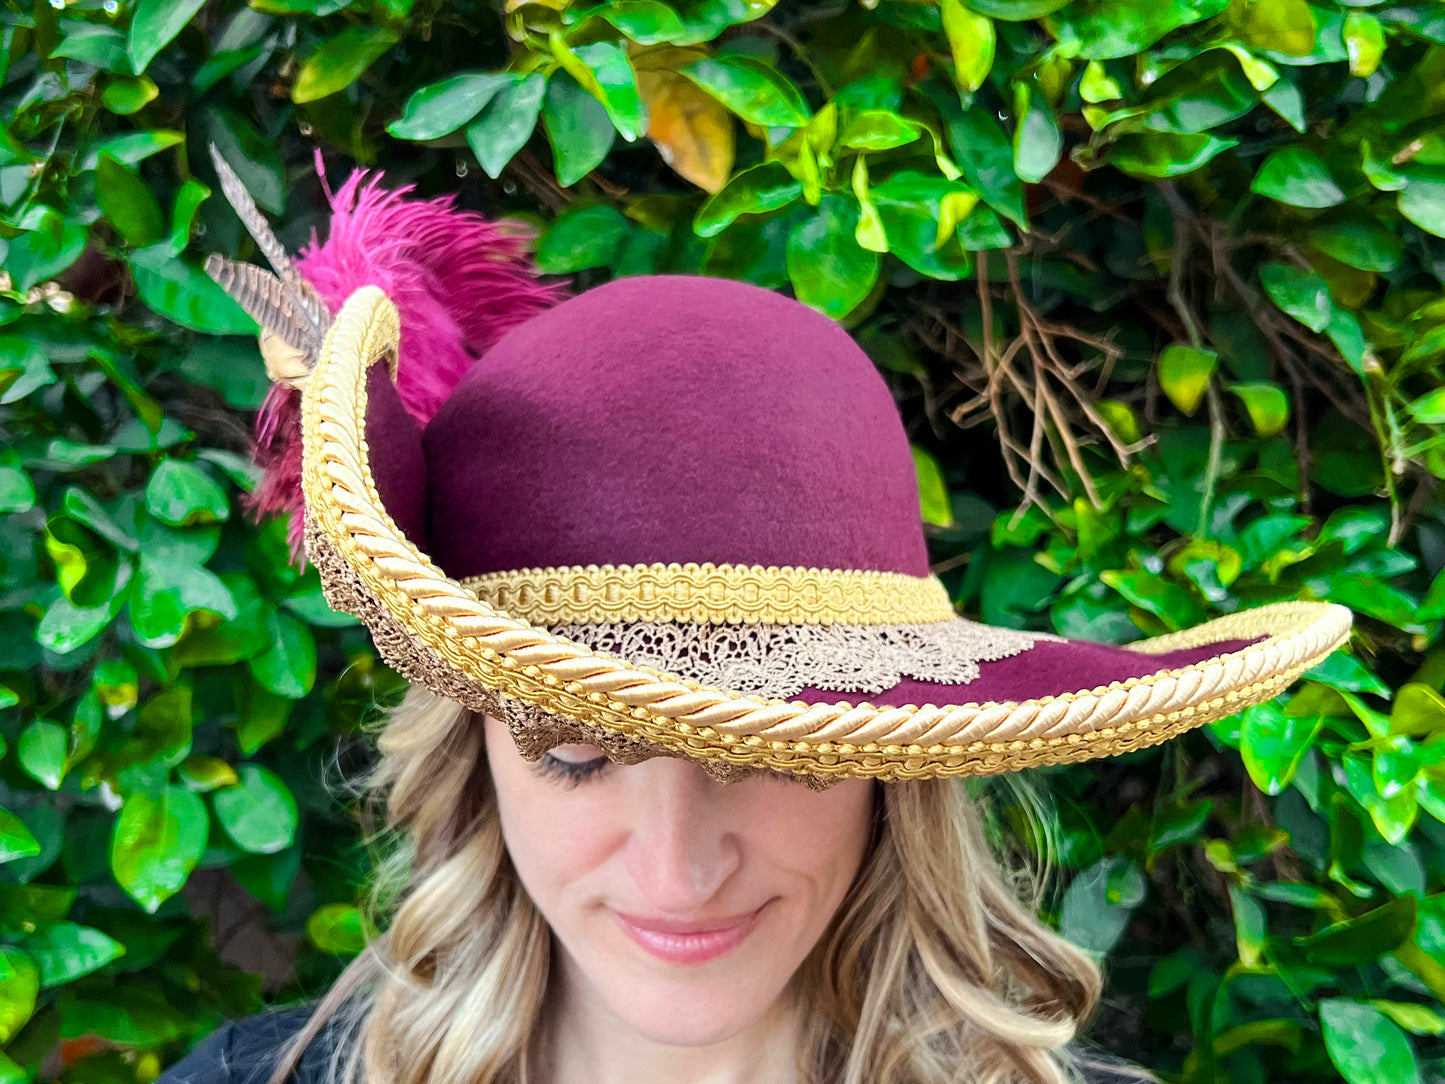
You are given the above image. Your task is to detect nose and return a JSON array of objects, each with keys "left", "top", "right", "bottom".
[{"left": 621, "top": 758, "right": 741, "bottom": 914}]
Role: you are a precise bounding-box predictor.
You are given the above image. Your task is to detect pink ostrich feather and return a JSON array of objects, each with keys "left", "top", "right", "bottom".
[{"left": 249, "top": 154, "right": 564, "bottom": 560}]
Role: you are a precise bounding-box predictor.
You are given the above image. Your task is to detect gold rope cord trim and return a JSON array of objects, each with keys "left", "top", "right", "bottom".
[
  {"left": 300, "top": 286, "right": 1355, "bottom": 779},
  {"left": 458, "top": 563, "right": 957, "bottom": 625}
]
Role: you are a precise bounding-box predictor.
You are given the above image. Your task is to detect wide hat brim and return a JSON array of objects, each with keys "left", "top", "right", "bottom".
[{"left": 303, "top": 287, "right": 1351, "bottom": 781}]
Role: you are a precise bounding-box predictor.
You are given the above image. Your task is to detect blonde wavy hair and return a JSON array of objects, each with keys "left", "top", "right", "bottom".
[{"left": 265, "top": 687, "right": 1106, "bottom": 1084}]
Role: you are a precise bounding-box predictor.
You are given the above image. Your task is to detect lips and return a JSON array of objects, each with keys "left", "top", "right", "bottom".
[{"left": 613, "top": 902, "right": 770, "bottom": 965}]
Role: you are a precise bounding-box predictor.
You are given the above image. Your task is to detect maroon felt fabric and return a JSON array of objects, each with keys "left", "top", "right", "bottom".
[
  {"left": 422, "top": 275, "right": 929, "bottom": 577},
  {"left": 799, "top": 637, "right": 1257, "bottom": 706},
  {"left": 356, "top": 272, "right": 1264, "bottom": 710},
  {"left": 365, "top": 362, "right": 429, "bottom": 551}
]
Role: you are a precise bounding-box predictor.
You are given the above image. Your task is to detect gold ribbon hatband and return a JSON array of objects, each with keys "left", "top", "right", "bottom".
[{"left": 459, "top": 563, "right": 958, "bottom": 626}]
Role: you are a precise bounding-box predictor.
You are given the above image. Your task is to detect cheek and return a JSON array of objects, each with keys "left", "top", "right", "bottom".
[
  {"left": 482, "top": 719, "right": 621, "bottom": 914},
  {"left": 750, "top": 778, "right": 875, "bottom": 908}
]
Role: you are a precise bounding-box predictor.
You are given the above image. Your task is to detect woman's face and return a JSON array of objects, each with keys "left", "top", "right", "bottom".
[{"left": 482, "top": 716, "right": 876, "bottom": 1048}]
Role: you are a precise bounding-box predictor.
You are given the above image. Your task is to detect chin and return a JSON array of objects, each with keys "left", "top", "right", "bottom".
[
  {"left": 601, "top": 965, "right": 786, "bottom": 1047},
  {"left": 563, "top": 924, "right": 801, "bottom": 1047}
]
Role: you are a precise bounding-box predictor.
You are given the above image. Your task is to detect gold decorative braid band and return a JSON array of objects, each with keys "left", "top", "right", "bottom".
[
  {"left": 299, "top": 287, "right": 1354, "bottom": 780},
  {"left": 458, "top": 563, "right": 956, "bottom": 626}
]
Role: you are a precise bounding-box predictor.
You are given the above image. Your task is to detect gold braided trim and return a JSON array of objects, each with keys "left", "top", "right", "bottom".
[
  {"left": 299, "top": 286, "right": 1355, "bottom": 780},
  {"left": 457, "top": 563, "right": 956, "bottom": 625}
]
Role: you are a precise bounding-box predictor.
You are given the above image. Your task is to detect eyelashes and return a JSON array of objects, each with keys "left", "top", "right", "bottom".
[{"left": 534, "top": 751, "right": 611, "bottom": 788}]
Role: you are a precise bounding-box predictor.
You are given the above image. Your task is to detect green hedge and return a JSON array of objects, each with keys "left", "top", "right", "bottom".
[{"left": 1, "top": 0, "right": 1443, "bottom": 1081}]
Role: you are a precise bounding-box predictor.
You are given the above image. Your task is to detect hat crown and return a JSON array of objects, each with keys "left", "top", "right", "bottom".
[{"left": 421, "top": 275, "right": 929, "bottom": 579}]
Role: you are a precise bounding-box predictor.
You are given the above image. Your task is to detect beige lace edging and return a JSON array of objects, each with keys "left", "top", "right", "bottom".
[
  {"left": 547, "top": 620, "right": 1049, "bottom": 699},
  {"left": 298, "top": 286, "right": 1354, "bottom": 780}
]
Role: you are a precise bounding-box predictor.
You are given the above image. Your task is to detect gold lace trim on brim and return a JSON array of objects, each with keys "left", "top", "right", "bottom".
[{"left": 458, "top": 563, "right": 957, "bottom": 625}]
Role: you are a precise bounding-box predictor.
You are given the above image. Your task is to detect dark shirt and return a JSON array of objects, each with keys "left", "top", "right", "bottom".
[{"left": 156, "top": 1005, "right": 1154, "bottom": 1084}]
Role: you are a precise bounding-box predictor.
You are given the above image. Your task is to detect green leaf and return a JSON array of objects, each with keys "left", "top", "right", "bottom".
[
  {"left": 0, "top": 337, "right": 57, "bottom": 405},
  {"left": 5, "top": 212, "right": 88, "bottom": 294},
  {"left": 1250, "top": 147, "right": 1345, "bottom": 208},
  {"left": 1051, "top": 0, "right": 1230, "bottom": 60},
  {"left": 694, "top": 161, "right": 801, "bottom": 237},
  {"left": 212, "top": 764, "right": 299, "bottom": 855},
  {"left": 167, "top": 178, "right": 211, "bottom": 257},
  {"left": 682, "top": 56, "right": 810, "bottom": 128},
  {"left": 231, "top": 846, "right": 301, "bottom": 912},
  {"left": 17, "top": 721, "right": 66, "bottom": 791},
  {"left": 37, "top": 565, "right": 131, "bottom": 655},
  {"left": 1240, "top": 701, "right": 1318, "bottom": 794},
  {"left": 466, "top": 74, "right": 547, "bottom": 179},
  {"left": 0, "top": 809, "right": 41, "bottom": 864},
  {"left": 79, "top": 129, "right": 184, "bottom": 170},
  {"left": 0, "top": 446, "right": 35, "bottom": 514},
  {"left": 291, "top": 26, "right": 398, "bottom": 104},
  {"left": 97, "top": 153, "right": 165, "bottom": 247},
  {"left": 1367, "top": 1001, "right": 1445, "bottom": 1037},
  {"left": 177, "top": 755, "right": 240, "bottom": 792},
  {"left": 911, "top": 446, "right": 955, "bottom": 528},
  {"left": 388, "top": 73, "right": 511, "bottom": 140},
  {"left": 1108, "top": 131, "right": 1237, "bottom": 178},
  {"left": 1011, "top": 83, "right": 1062, "bottom": 184},
  {"left": 1157, "top": 343, "right": 1217, "bottom": 415},
  {"left": 102, "top": 75, "right": 159, "bottom": 115},
  {"left": 22, "top": 923, "right": 124, "bottom": 987},
  {"left": 542, "top": 72, "right": 616, "bottom": 186},
  {"left": 1297, "top": 896, "right": 1418, "bottom": 967},
  {"left": 144, "top": 459, "right": 230, "bottom": 526},
  {"left": 249, "top": 612, "right": 318, "bottom": 699},
  {"left": 201, "top": 107, "right": 285, "bottom": 214},
  {"left": 1060, "top": 857, "right": 1146, "bottom": 955},
  {"left": 55, "top": 24, "right": 128, "bottom": 69},
  {"left": 573, "top": 42, "right": 647, "bottom": 141},
  {"left": 838, "top": 111, "right": 921, "bottom": 151},
  {"left": 1229, "top": 381, "right": 1290, "bottom": 436},
  {"left": 110, "top": 787, "right": 209, "bottom": 913},
  {"left": 1260, "top": 262, "right": 1332, "bottom": 332},
  {"left": 128, "top": 245, "right": 259, "bottom": 335},
  {"left": 1343, "top": 12, "right": 1385, "bottom": 78},
  {"left": 537, "top": 204, "right": 630, "bottom": 274},
  {"left": 1392, "top": 685, "right": 1445, "bottom": 737},
  {"left": 587, "top": 0, "right": 689, "bottom": 44},
  {"left": 306, "top": 903, "right": 365, "bottom": 955},
  {"left": 1241, "top": 0, "right": 1318, "bottom": 56},
  {"left": 786, "top": 195, "right": 880, "bottom": 320},
  {"left": 1229, "top": 885, "right": 1267, "bottom": 967},
  {"left": 0, "top": 948, "right": 39, "bottom": 1043},
  {"left": 1398, "top": 177, "right": 1445, "bottom": 238},
  {"left": 1099, "top": 570, "right": 1203, "bottom": 629},
  {"left": 942, "top": 0, "right": 995, "bottom": 92},
  {"left": 127, "top": 0, "right": 208, "bottom": 74},
  {"left": 1320, "top": 1000, "right": 1422, "bottom": 1084},
  {"left": 1312, "top": 213, "right": 1403, "bottom": 272},
  {"left": 964, "top": 0, "right": 1071, "bottom": 18}
]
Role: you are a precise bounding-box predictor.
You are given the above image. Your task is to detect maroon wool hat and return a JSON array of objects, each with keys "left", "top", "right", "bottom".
[{"left": 207, "top": 155, "right": 1350, "bottom": 783}]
